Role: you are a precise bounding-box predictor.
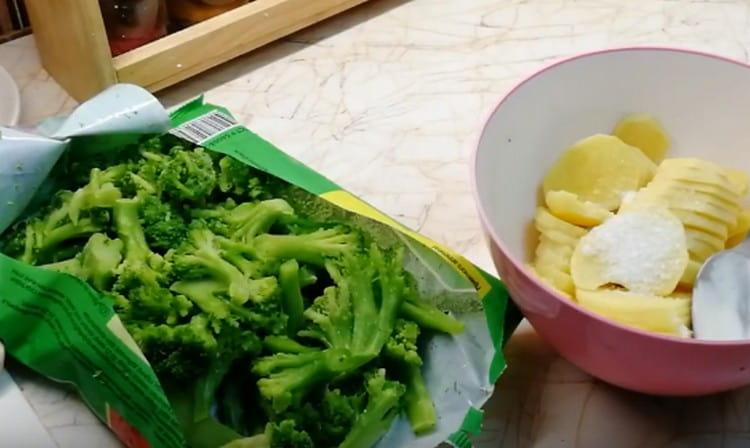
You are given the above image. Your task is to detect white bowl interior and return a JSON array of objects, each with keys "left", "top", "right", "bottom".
[{"left": 476, "top": 49, "right": 750, "bottom": 261}]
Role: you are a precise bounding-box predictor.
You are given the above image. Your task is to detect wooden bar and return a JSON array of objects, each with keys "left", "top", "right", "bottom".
[
  {"left": 114, "top": 0, "right": 369, "bottom": 92},
  {"left": 25, "top": 0, "right": 371, "bottom": 100},
  {"left": 26, "top": 0, "right": 116, "bottom": 101}
]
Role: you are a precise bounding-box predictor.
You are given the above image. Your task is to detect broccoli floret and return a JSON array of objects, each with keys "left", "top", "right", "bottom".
[
  {"left": 322, "top": 244, "right": 406, "bottom": 356},
  {"left": 301, "top": 286, "right": 353, "bottom": 350},
  {"left": 339, "top": 369, "right": 405, "bottom": 448},
  {"left": 10, "top": 192, "right": 110, "bottom": 264},
  {"left": 384, "top": 319, "right": 422, "bottom": 367},
  {"left": 67, "top": 166, "right": 125, "bottom": 224},
  {"left": 254, "top": 246, "right": 406, "bottom": 412},
  {"left": 123, "top": 285, "right": 193, "bottom": 326},
  {"left": 0, "top": 222, "right": 27, "bottom": 258},
  {"left": 128, "top": 315, "right": 218, "bottom": 381},
  {"left": 171, "top": 227, "right": 254, "bottom": 304},
  {"left": 252, "top": 348, "right": 368, "bottom": 413},
  {"left": 298, "top": 388, "right": 365, "bottom": 447},
  {"left": 171, "top": 279, "right": 285, "bottom": 336},
  {"left": 254, "top": 227, "right": 359, "bottom": 267},
  {"left": 229, "top": 200, "right": 295, "bottom": 243},
  {"left": 139, "top": 195, "right": 188, "bottom": 251},
  {"left": 142, "top": 146, "right": 217, "bottom": 202},
  {"left": 112, "top": 198, "right": 168, "bottom": 291},
  {"left": 266, "top": 420, "right": 313, "bottom": 448},
  {"left": 79, "top": 233, "right": 124, "bottom": 290},
  {"left": 217, "top": 156, "right": 274, "bottom": 200},
  {"left": 383, "top": 320, "right": 437, "bottom": 435},
  {"left": 193, "top": 199, "right": 294, "bottom": 243}
]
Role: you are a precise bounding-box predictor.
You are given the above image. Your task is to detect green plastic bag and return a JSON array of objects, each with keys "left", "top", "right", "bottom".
[{"left": 0, "top": 86, "right": 520, "bottom": 448}]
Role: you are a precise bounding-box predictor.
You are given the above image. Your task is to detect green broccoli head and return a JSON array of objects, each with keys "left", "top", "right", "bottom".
[
  {"left": 159, "top": 147, "right": 217, "bottom": 202},
  {"left": 339, "top": 369, "right": 406, "bottom": 448},
  {"left": 123, "top": 285, "right": 193, "bottom": 326},
  {"left": 112, "top": 198, "right": 170, "bottom": 290},
  {"left": 310, "top": 388, "right": 365, "bottom": 446},
  {"left": 171, "top": 279, "right": 285, "bottom": 336},
  {"left": 139, "top": 195, "right": 188, "bottom": 251},
  {"left": 79, "top": 233, "right": 124, "bottom": 291},
  {"left": 170, "top": 227, "right": 254, "bottom": 304},
  {"left": 302, "top": 286, "right": 353, "bottom": 349},
  {"left": 384, "top": 318, "right": 422, "bottom": 367},
  {"left": 266, "top": 420, "right": 313, "bottom": 448},
  {"left": 128, "top": 314, "right": 218, "bottom": 381},
  {"left": 67, "top": 166, "right": 127, "bottom": 224},
  {"left": 8, "top": 191, "right": 111, "bottom": 264}
]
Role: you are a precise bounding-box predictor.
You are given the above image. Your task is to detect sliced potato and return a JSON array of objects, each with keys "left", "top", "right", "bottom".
[
  {"left": 669, "top": 209, "right": 730, "bottom": 240},
  {"left": 659, "top": 158, "right": 743, "bottom": 196},
  {"left": 539, "top": 235, "right": 575, "bottom": 257},
  {"left": 686, "top": 232, "right": 719, "bottom": 261},
  {"left": 644, "top": 180, "right": 740, "bottom": 214},
  {"left": 542, "top": 134, "right": 656, "bottom": 211},
  {"left": 685, "top": 228, "right": 725, "bottom": 261},
  {"left": 534, "top": 207, "right": 588, "bottom": 238},
  {"left": 545, "top": 190, "right": 613, "bottom": 227},
  {"left": 571, "top": 208, "right": 688, "bottom": 295},
  {"left": 576, "top": 288, "right": 691, "bottom": 336},
  {"left": 635, "top": 188, "right": 738, "bottom": 228},
  {"left": 725, "top": 169, "right": 749, "bottom": 196},
  {"left": 678, "top": 259, "right": 703, "bottom": 289},
  {"left": 534, "top": 263, "right": 575, "bottom": 296},
  {"left": 535, "top": 239, "right": 573, "bottom": 273},
  {"left": 612, "top": 114, "right": 670, "bottom": 163},
  {"left": 621, "top": 191, "right": 732, "bottom": 240},
  {"left": 727, "top": 209, "right": 750, "bottom": 248}
]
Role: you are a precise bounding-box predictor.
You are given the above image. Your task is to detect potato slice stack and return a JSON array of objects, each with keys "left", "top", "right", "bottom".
[
  {"left": 620, "top": 158, "right": 750, "bottom": 288},
  {"left": 531, "top": 208, "right": 587, "bottom": 297},
  {"left": 529, "top": 114, "right": 750, "bottom": 337}
]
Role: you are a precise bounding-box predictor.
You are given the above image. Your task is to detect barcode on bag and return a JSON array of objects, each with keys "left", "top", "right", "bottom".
[{"left": 170, "top": 110, "right": 238, "bottom": 144}]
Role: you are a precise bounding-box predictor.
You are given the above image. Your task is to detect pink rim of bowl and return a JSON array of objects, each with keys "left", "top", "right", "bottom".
[{"left": 471, "top": 47, "right": 750, "bottom": 395}]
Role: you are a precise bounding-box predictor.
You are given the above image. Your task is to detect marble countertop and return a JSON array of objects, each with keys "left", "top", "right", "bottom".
[{"left": 4, "top": 0, "right": 750, "bottom": 446}]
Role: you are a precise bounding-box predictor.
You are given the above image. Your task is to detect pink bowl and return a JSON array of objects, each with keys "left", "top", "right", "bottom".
[{"left": 473, "top": 48, "right": 750, "bottom": 396}]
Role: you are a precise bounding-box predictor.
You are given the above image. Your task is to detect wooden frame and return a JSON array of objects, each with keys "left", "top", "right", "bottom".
[{"left": 26, "top": 0, "right": 370, "bottom": 101}]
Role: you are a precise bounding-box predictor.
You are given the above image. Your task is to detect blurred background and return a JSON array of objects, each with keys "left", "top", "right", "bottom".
[{"left": 0, "top": 0, "right": 29, "bottom": 44}]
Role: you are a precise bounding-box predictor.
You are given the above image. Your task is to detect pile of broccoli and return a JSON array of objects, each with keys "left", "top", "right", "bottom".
[{"left": 0, "top": 135, "right": 465, "bottom": 448}]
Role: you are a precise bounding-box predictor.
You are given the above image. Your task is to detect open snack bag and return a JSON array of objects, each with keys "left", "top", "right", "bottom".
[{"left": 0, "top": 85, "right": 520, "bottom": 448}]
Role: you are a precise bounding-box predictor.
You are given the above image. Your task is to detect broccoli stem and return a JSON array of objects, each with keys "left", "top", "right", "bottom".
[
  {"left": 339, "top": 379, "right": 404, "bottom": 448},
  {"left": 253, "top": 228, "right": 357, "bottom": 266},
  {"left": 113, "top": 198, "right": 150, "bottom": 260},
  {"left": 229, "top": 199, "right": 294, "bottom": 242},
  {"left": 253, "top": 348, "right": 369, "bottom": 413},
  {"left": 278, "top": 259, "right": 305, "bottom": 336},
  {"left": 166, "top": 386, "right": 243, "bottom": 448},
  {"left": 193, "top": 356, "right": 235, "bottom": 422},
  {"left": 263, "top": 336, "right": 317, "bottom": 354},
  {"left": 39, "top": 258, "right": 82, "bottom": 276},
  {"left": 171, "top": 280, "right": 255, "bottom": 323},
  {"left": 41, "top": 219, "right": 101, "bottom": 251},
  {"left": 403, "top": 364, "right": 436, "bottom": 435},
  {"left": 400, "top": 300, "right": 465, "bottom": 335},
  {"left": 368, "top": 247, "right": 406, "bottom": 354}
]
